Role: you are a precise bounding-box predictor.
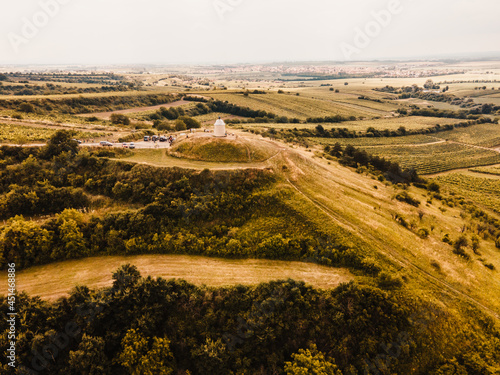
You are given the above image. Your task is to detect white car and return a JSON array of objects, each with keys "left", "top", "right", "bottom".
[{"left": 129, "top": 142, "right": 136, "bottom": 149}]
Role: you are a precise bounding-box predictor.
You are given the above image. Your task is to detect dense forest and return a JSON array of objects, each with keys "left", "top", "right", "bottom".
[{"left": 2, "top": 264, "right": 499, "bottom": 374}]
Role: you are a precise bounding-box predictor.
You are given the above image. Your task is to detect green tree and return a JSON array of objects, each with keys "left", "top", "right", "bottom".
[
  {"left": 424, "top": 79, "right": 435, "bottom": 89},
  {"left": 118, "top": 329, "right": 175, "bottom": 375},
  {"left": 112, "top": 263, "right": 142, "bottom": 290},
  {"left": 174, "top": 119, "right": 187, "bottom": 131},
  {"left": 42, "top": 130, "right": 79, "bottom": 158},
  {"left": 67, "top": 334, "right": 109, "bottom": 374},
  {"left": 58, "top": 218, "right": 86, "bottom": 259},
  {"left": 178, "top": 115, "right": 201, "bottom": 129},
  {"left": 284, "top": 344, "right": 343, "bottom": 375},
  {"left": 19, "top": 102, "right": 35, "bottom": 113},
  {"left": 110, "top": 113, "right": 131, "bottom": 125},
  {"left": 0, "top": 216, "right": 52, "bottom": 268}
]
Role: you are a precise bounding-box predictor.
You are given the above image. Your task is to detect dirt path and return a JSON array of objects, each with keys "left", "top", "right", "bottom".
[{"left": 77, "top": 100, "right": 191, "bottom": 120}]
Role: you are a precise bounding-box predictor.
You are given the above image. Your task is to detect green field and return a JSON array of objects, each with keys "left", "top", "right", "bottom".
[
  {"left": 240, "top": 116, "right": 463, "bottom": 133},
  {"left": 170, "top": 136, "right": 277, "bottom": 163},
  {"left": 470, "top": 165, "right": 500, "bottom": 175},
  {"left": 436, "top": 123, "right": 500, "bottom": 147},
  {"left": 312, "top": 134, "right": 439, "bottom": 147},
  {"left": 364, "top": 142, "right": 500, "bottom": 174},
  {"left": 203, "top": 91, "right": 389, "bottom": 119}
]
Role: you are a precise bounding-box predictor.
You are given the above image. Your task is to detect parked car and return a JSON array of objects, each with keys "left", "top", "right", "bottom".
[
  {"left": 100, "top": 141, "right": 113, "bottom": 147},
  {"left": 122, "top": 143, "right": 129, "bottom": 148},
  {"left": 152, "top": 135, "right": 159, "bottom": 142},
  {"left": 129, "top": 142, "right": 136, "bottom": 149},
  {"left": 159, "top": 136, "right": 167, "bottom": 142},
  {"left": 144, "top": 136, "right": 150, "bottom": 142},
  {"left": 72, "top": 139, "right": 82, "bottom": 144}
]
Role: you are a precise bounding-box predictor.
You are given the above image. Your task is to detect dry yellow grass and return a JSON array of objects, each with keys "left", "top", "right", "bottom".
[{"left": 0, "top": 255, "right": 354, "bottom": 301}]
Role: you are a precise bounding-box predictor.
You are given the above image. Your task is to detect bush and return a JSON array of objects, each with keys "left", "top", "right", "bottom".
[
  {"left": 377, "top": 271, "right": 403, "bottom": 289},
  {"left": 395, "top": 191, "right": 420, "bottom": 207},
  {"left": 417, "top": 228, "right": 430, "bottom": 239},
  {"left": 174, "top": 119, "right": 187, "bottom": 131},
  {"left": 153, "top": 120, "right": 173, "bottom": 131},
  {"left": 178, "top": 116, "right": 201, "bottom": 129},
  {"left": 110, "top": 114, "right": 131, "bottom": 125},
  {"left": 19, "top": 103, "right": 35, "bottom": 113},
  {"left": 430, "top": 260, "right": 441, "bottom": 272}
]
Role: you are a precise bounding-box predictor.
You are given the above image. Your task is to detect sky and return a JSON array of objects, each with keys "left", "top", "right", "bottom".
[{"left": 0, "top": 0, "right": 498, "bottom": 65}]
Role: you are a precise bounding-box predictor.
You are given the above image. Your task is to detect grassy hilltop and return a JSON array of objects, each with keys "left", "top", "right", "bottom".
[{"left": 0, "top": 64, "right": 500, "bottom": 374}]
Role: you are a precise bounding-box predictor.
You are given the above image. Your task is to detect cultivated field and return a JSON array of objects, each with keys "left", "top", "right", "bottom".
[
  {"left": 202, "top": 91, "right": 390, "bottom": 119},
  {"left": 435, "top": 123, "right": 500, "bottom": 148},
  {"left": 364, "top": 142, "right": 500, "bottom": 174},
  {"left": 312, "top": 134, "right": 440, "bottom": 147},
  {"left": 433, "top": 172, "right": 500, "bottom": 213}
]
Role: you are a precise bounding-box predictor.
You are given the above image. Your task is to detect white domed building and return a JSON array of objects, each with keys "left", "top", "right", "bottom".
[{"left": 214, "top": 117, "right": 226, "bottom": 137}]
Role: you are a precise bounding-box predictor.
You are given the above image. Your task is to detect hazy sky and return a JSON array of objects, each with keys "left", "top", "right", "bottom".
[{"left": 0, "top": 0, "right": 498, "bottom": 65}]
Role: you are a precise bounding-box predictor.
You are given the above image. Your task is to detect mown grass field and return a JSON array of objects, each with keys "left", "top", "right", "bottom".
[
  {"left": 363, "top": 142, "right": 500, "bottom": 174},
  {"left": 117, "top": 147, "right": 275, "bottom": 170},
  {"left": 0, "top": 255, "right": 354, "bottom": 300}
]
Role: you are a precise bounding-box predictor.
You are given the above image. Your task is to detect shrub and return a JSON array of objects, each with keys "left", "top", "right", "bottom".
[
  {"left": 110, "top": 114, "right": 131, "bottom": 125},
  {"left": 174, "top": 119, "right": 187, "bottom": 131},
  {"left": 19, "top": 103, "right": 35, "bottom": 113},
  {"left": 377, "top": 271, "right": 403, "bottom": 289},
  {"left": 430, "top": 260, "right": 441, "bottom": 272},
  {"left": 417, "top": 228, "right": 430, "bottom": 239},
  {"left": 178, "top": 116, "right": 201, "bottom": 129},
  {"left": 395, "top": 191, "right": 420, "bottom": 207}
]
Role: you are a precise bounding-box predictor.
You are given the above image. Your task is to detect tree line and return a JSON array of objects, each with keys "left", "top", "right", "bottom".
[
  {"left": 0, "top": 83, "right": 131, "bottom": 96},
  {"left": 2, "top": 264, "right": 498, "bottom": 374},
  {"left": 2, "top": 93, "right": 180, "bottom": 115}
]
